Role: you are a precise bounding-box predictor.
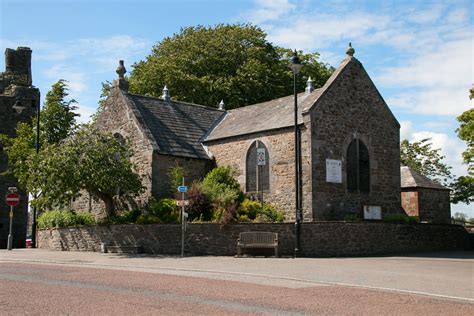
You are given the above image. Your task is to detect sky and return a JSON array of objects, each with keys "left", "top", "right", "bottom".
[{"left": 1, "top": 0, "right": 472, "bottom": 217}]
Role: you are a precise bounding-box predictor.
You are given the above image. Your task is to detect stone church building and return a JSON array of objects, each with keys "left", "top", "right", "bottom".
[{"left": 80, "top": 45, "right": 403, "bottom": 221}]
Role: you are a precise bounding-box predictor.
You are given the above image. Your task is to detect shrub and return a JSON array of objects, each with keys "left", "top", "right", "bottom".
[
  {"left": 109, "top": 208, "right": 142, "bottom": 224},
  {"left": 255, "top": 203, "right": 286, "bottom": 223},
  {"left": 344, "top": 213, "right": 361, "bottom": 222},
  {"left": 200, "top": 166, "right": 244, "bottom": 221},
  {"left": 383, "top": 213, "right": 419, "bottom": 224},
  {"left": 149, "top": 198, "right": 180, "bottom": 223},
  {"left": 37, "top": 210, "right": 95, "bottom": 229},
  {"left": 187, "top": 182, "right": 212, "bottom": 222},
  {"left": 238, "top": 199, "right": 285, "bottom": 223},
  {"left": 168, "top": 165, "right": 184, "bottom": 198},
  {"left": 135, "top": 214, "right": 161, "bottom": 224}
]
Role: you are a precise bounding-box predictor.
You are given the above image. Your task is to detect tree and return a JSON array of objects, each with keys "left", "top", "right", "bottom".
[
  {"left": 129, "top": 24, "right": 334, "bottom": 110},
  {"left": 400, "top": 138, "right": 453, "bottom": 186},
  {"left": 451, "top": 87, "right": 474, "bottom": 204},
  {"left": 41, "top": 79, "right": 78, "bottom": 144},
  {"left": 28, "top": 125, "right": 144, "bottom": 217},
  {"left": 0, "top": 79, "right": 79, "bottom": 190}
]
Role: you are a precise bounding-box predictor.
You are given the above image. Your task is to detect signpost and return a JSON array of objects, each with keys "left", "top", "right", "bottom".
[
  {"left": 177, "top": 179, "right": 188, "bottom": 257},
  {"left": 5, "top": 187, "right": 20, "bottom": 250}
]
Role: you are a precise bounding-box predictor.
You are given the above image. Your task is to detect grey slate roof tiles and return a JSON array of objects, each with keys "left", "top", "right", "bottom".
[
  {"left": 128, "top": 94, "right": 224, "bottom": 160},
  {"left": 400, "top": 166, "right": 448, "bottom": 190}
]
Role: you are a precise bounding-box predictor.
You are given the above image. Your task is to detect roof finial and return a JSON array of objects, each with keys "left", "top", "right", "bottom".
[
  {"left": 116, "top": 60, "right": 126, "bottom": 79},
  {"left": 346, "top": 42, "right": 355, "bottom": 57},
  {"left": 113, "top": 60, "right": 129, "bottom": 91},
  {"left": 218, "top": 100, "right": 225, "bottom": 110},
  {"left": 305, "top": 76, "right": 314, "bottom": 94},
  {"left": 162, "top": 85, "right": 170, "bottom": 102}
]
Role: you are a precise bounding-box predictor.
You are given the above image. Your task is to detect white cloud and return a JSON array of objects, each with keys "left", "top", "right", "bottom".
[
  {"left": 266, "top": 12, "right": 390, "bottom": 51},
  {"left": 406, "top": 4, "right": 445, "bottom": 24},
  {"left": 410, "top": 131, "right": 468, "bottom": 177},
  {"left": 399, "top": 120, "right": 413, "bottom": 140},
  {"left": 43, "top": 64, "right": 88, "bottom": 98},
  {"left": 245, "top": 0, "right": 296, "bottom": 24}
]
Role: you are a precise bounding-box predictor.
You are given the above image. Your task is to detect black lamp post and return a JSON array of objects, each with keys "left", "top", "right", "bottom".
[
  {"left": 31, "top": 92, "right": 40, "bottom": 248},
  {"left": 288, "top": 50, "right": 303, "bottom": 258}
]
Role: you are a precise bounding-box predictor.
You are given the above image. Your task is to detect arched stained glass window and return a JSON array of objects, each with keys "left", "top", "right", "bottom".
[
  {"left": 246, "top": 141, "right": 269, "bottom": 192},
  {"left": 347, "top": 139, "right": 370, "bottom": 192}
]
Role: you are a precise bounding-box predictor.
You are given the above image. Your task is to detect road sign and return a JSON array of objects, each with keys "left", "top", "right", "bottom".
[
  {"left": 176, "top": 200, "right": 189, "bottom": 207},
  {"left": 178, "top": 185, "right": 188, "bottom": 193},
  {"left": 5, "top": 192, "right": 20, "bottom": 206}
]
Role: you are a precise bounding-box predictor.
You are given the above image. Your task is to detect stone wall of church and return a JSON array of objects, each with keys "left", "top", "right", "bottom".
[
  {"left": 417, "top": 188, "right": 451, "bottom": 224},
  {"left": 205, "top": 127, "right": 313, "bottom": 221},
  {"left": 71, "top": 88, "right": 155, "bottom": 217},
  {"left": 308, "top": 58, "right": 401, "bottom": 220},
  {"left": 151, "top": 153, "right": 215, "bottom": 199}
]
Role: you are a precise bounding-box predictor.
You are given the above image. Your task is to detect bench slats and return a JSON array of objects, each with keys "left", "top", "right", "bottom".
[{"left": 237, "top": 231, "right": 278, "bottom": 257}]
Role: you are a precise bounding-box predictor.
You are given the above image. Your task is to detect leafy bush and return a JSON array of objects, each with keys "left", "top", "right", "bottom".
[
  {"left": 149, "top": 198, "right": 180, "bottom": 223},
  {"left": 344, "top": 213, "right": 361, "bottom": 222},
  {"left": 383, "top": 213, "right": 420, "bottom": 224},
  {"left": 200, "top": 166, "right": 244, "bottom": 222},
  {"left": 168, "top": 165, "right": 184, "bottom": 198},
  {"left": 109, "top": 208, "right": 142, "bottom": 224},
  {"left": 238, "top": 199, "right": 285, "bottom": 223},
  {"left": 255, "top": 204, "right": 286, "bottom": 223},
  {"left": 37, "top": 210, "right": 95, "bottom": 229},
  {"left": 187, "top": 183, "right": 212, "bottom": 222},
  {"left": 135, "top": 214, "right": 161, "bottom": 224}
]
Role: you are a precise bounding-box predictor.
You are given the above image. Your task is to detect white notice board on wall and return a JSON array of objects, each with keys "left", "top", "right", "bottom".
[
  {"left": 364, "top": 205, "right": 382, "bottom": 220},
  {"left": 326, "top": 159, "right": 342, "bottom": 183}
]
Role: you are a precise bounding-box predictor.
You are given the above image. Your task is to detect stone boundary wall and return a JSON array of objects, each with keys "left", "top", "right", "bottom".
[{"left": 38, "top": 222, "right": 472, "bottom": 257}]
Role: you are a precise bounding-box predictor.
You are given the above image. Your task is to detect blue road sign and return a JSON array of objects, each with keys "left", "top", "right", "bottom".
[{"left": 178, "top": 185, "right": 188, "bottom": 193}]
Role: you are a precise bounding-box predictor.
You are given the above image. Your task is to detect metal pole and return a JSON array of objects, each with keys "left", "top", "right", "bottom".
[
  {"left": 181, "top": 177, "right": 185, "bottom": 258},
  {"left": 32, "top": 92, "right": 40, "bottom": 248},
  {"left": 7, "top": 205, "right": 13, "bottom": 250},
  {"left": 294, "top": 71, "right": 301, "bottom": 258}
]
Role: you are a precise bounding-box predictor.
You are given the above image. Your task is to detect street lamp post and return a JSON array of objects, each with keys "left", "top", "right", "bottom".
[
  {"left": 31, "top": 92, "right": 40, "bottom": 248},
  {"left": 288, "top": 50, "right": 303, "bottom": 258}
]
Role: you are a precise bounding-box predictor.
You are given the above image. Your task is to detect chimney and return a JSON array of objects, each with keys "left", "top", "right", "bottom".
[
  {"left": 162, "top": 86, "right": 170, "bottom": 102},
  {"left": 305, "top": 77, "right": 314, "bottom": 94},
  {"left": 218, "top": 100, "right": 225, "bottom": 110}
]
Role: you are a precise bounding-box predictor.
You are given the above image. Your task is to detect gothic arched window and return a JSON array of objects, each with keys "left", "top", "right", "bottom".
[
  {"left": 246, "top": 141, "right": 270, "bottom": 192},
  {"left": 347, "top": 139, "right": 370, "bottom": 192}
]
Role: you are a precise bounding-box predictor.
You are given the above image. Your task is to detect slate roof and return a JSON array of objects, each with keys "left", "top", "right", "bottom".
[
  {"left": 203, "top": 90, "right": 320, "bottom": 142},
  {"left": 204, "top": 55, "right": 399, "bottom": 143},
  {"left": 400, "top": 166, "right": 449, "bottom": 190},
  {"left": 126, "top": 93, "right": 224, "bottom": 159}
]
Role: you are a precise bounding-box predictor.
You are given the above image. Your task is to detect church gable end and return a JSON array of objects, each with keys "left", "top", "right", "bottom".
[{"left": 308, "top": 48, "right": 401, "bottom": 220}]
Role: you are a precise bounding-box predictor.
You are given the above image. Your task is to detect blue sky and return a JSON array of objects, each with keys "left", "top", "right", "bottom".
[{"left": 1, "top": 0, "right": 472, "bottom": 216}]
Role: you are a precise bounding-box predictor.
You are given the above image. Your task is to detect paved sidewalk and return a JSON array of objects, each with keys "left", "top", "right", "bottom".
[{"left": 1, "top": 249, "right": 473, "bottom": 302}]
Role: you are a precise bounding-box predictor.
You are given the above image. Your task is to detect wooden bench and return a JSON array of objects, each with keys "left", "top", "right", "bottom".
[
  {"left": 101, "top": 243, "right": 142, "bottom": 254},
  {"left": 237, "top": 231, "right": 278, "bottom": 257}
]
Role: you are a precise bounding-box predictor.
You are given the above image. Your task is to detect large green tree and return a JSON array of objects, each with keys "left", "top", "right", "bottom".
[
  {"left": 27, "top": 125, "right": 143, "bottom": 217},
  {"left": 0, "top": 79, "right": 79, "bottom": 188},
  {"left": 129, "top": 24, "right": 334, "bottom": 109},
  {"left": 451, "top": 87, "right": 474, "bottom": 204},
  {"left": 400, "top": 138, "right": 453, "bottom": 186}
]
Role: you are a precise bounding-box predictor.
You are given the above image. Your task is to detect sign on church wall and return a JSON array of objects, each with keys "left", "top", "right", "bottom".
[
  {"left": 257, "top": 148, "right": 266, "bottom": 166},
  {"left": 326, "top": 159, "right": 342, "bottom": 183},
  {"left": 363, "top": 205, "right": 382, "bottom": 220}
]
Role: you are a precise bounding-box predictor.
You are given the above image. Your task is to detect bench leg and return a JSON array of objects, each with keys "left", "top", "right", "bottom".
[
  {"left": 275, "top": 247, "right": 278, "bottom": 258},
  {"left": 237, "top": 246, "right": 241, "bottom": 257}
]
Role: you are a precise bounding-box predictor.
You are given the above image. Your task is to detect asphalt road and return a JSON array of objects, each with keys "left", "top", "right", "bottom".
[{"left": 0, "top": 249, "right": 473, "bottom": 315}]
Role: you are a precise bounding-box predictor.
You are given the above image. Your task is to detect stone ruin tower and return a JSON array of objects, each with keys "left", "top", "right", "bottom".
[{"left": 0, "top": 47, "right": 40, "bottom": 248}]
